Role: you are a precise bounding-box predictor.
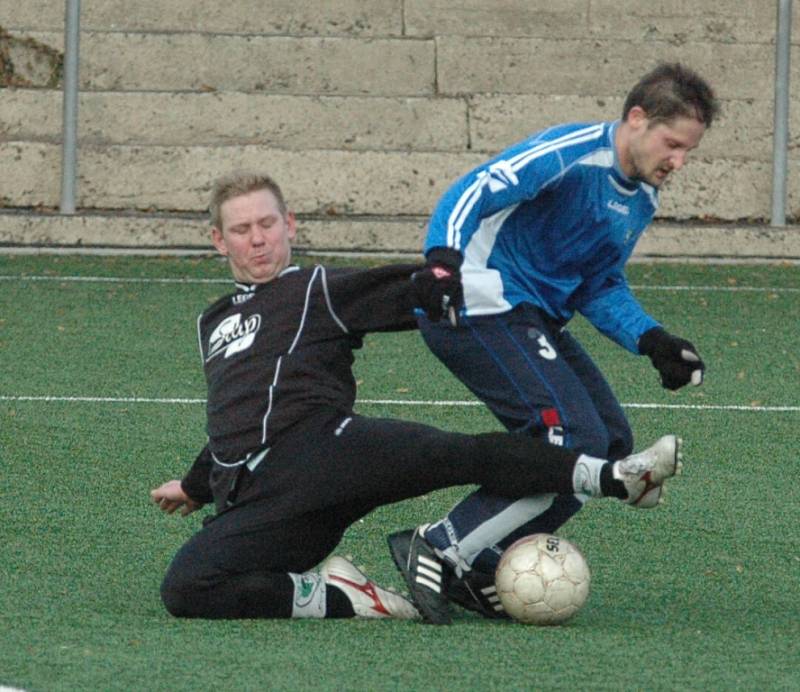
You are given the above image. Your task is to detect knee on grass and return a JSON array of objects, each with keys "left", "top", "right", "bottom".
[
  {"left": 159, "top": 568, "right": 219, "bottom": 618},
  {"left": 160, "top": 576, "right": 199, "bottom": 617}
]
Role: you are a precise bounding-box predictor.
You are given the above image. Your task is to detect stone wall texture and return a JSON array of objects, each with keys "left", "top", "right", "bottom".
[{"left": 1, "top": 0, "right": 799, "bottom": 256}]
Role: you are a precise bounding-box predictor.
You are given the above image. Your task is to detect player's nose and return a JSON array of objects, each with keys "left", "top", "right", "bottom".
[
  {"left": 670, "top": 151, "right": 687, "bottom": 171},
  {"left": 250, "top": 224, "right": 266, "bottom": 244}
]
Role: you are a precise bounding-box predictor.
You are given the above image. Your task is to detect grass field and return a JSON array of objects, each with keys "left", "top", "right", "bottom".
[{"left": 1, "top": 253, "right": 798, "bottom": 691}]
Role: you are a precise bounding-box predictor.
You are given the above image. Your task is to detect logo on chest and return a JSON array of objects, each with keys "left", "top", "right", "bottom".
[
  {"left": 207, "top": 313, "right": 262, "bottom": 360},
  {"left": 606, "top": 200, "right": 630, "bottom": 216}
]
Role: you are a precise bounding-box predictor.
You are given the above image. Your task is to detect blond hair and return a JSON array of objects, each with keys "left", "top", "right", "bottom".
[{"left": 209, "top": 171, "right": 288, "bottom": 229}]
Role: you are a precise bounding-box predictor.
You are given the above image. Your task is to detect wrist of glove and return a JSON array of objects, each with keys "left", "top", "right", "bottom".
[
  {"left": 412, "top": 247, "right": 464, "bottom": 325},
  {"left": 638, "top": 327, "right": 705, "bottom": 390}
]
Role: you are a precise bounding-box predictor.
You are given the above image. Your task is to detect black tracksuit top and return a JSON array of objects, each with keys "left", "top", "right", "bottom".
[{"left": 182, "top": 263, "right": 421, "bottom": 503}]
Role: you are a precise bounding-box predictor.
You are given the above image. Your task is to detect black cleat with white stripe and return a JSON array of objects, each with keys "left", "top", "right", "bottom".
[
  {"left": 387, "top": 525, "right": 451, "bottom": 625},
  {"left": 446, "top": 569, "right": 509, "bottom": 620}
]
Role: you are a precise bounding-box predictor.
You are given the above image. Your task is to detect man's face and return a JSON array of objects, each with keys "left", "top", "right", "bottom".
[
  {"left": 624, "top": 108, "right": 706, "bottom": 188},
  {"left": 212, "top": 188, "right": 296, "bottom": 284}
]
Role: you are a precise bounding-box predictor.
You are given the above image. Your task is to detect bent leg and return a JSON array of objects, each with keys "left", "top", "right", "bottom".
[
  {"left": 159, "top": 410, "right": 596, "bottom": 619},
  {"left": 160, "top": 506, "right": 347, "bottom": 619},
  {"left": 419, "top": 307, "right": 625, "bottom": 572},
  {"left": 419, "top": 307, "right": 616, "bottom": 452},
  {"left": 449, "top": 330, "right": 634, "bottom": 570},
  {"left": 560, "top": 332, "right": 633, "bottom": 460}
]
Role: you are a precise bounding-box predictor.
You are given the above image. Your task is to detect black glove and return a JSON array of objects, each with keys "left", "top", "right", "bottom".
[
  {"left": 638, "top": 327, "right": 705, "bottom": 390},
  {"left": 412, "top": 247, "right": 464, "bottom": 325}
]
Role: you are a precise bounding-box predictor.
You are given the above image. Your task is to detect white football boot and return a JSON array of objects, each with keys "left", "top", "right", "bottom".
[
  {"left": 320, "top": 556, "right": 420, "bottom": 620},
  {"left": 613, "top": 435, "right": 683, "bottom": 508}
]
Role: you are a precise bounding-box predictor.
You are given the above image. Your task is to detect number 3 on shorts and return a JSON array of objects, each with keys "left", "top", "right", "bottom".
[{"left": 537, "top": 334, "right": 557, "bottom": 360}]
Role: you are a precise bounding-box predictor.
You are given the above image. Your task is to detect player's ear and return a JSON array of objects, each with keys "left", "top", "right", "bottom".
[
  {"left": 211, "top": 226, "right": 228, "bottom": 256},
  {"left": 627, "top": 105, "right": 649, "bottom": 130},
  {"left": 285, "top": 211, "right": 297, "bottom": 241}
]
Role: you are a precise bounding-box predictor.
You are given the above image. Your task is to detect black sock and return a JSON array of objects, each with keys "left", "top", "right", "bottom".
[
  {"left": 325, "top": 583, "right": 356, "bottom": 618},
  {"left": 600, "top": 463, "right": 628, "bottom": 499}
]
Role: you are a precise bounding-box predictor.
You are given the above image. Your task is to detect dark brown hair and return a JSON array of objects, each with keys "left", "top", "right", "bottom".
[{"left": 622, "top": 63, "right": 719, "bottom": 128}]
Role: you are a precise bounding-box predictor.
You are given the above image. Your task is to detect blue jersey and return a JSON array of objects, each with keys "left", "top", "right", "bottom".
[{"left": 425, "top": 121, "right": 661, "bottom": 353}]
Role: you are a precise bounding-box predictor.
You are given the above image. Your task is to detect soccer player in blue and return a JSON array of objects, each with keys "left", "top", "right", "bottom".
[{"left": 389, "top": 63, "right": 719, "bottom": 624}]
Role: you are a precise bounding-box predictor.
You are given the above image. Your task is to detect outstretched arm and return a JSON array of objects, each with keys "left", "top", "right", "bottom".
[
  {"left": 325, "top": 263, "right": 422, "bottom": 333},
  {"left": 578, "top": 275, "right": 704, "bottom": 389},
  {"left": 577, "top": 273, "right": 660, "bottom": 353}
]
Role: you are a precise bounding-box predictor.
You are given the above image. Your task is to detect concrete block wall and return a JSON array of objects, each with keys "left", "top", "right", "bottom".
[{"left": 1, "top": 0, "right": 799, "bottom": 257}]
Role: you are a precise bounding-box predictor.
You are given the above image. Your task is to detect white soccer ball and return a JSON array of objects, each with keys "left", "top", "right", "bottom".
[{"left": 495, "top": 533, "right": 590, "bottom": 625}]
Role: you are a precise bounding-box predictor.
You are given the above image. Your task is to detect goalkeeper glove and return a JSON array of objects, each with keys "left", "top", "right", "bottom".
[
  {"left": 638, "top": 327, "right": 705, "bottom": 390},
  {"left": 412, "top": 247, "right": 463, "bottom": 326}
]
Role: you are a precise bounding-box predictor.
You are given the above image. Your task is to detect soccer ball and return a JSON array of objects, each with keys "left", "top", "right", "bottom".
[{"left": 495, "top": 533, "right": 590, "bottom": 625}]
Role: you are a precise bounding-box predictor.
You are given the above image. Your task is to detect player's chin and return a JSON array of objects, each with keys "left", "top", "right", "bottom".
[
  {"left": 646, "top": 173, "right": 668, "bottom": 188},
  {"left": 247, "top": 261, "right": 277, "bottom": 283}
]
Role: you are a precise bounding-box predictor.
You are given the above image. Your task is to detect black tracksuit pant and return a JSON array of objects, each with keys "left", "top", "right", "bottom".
[{"left": 160, "top": 407, "right": 579, "bottom": 618}]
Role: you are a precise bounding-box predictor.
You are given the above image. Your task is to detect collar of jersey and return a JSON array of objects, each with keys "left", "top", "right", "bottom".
[
  {"left": 606, "top": 120, "right": 641, "bottom": 193},
  {"left": 234, "top": 264, "right": 301, "bottom": 293}
]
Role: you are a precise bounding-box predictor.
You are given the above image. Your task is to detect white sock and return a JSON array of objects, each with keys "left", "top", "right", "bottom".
[
  {"left": 288, "top": 571, "right": 326, "bottom": 618},
  {"left": 572, "top": 454, "right": 607, "bottom": 498}
]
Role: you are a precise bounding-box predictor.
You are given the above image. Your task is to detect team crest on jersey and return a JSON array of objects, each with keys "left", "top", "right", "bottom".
[
  {"left": 206, "top": 313, "right": 261, "bottom": 361},
  {"left": 623, "top": 227, "right": 636, "bottom": 245}
]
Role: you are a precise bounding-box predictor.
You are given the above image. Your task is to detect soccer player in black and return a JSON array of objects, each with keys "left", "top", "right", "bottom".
[{"left": 151, "top": 171, "right": 682, "bottom": 623}]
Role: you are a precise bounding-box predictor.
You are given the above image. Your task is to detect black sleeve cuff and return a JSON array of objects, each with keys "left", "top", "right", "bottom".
[
  {"left": 180, "top": 445, "right": 214, "bottom": 505},
  {"left": 425, "top": 247, "right": 464, "bottom": 270}
]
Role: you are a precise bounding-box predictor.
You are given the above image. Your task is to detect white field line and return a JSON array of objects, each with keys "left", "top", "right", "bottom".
[
  {"left": 0, "top": 274, "right": 799, "bottom": 292},
  {"left": 631, "top": 284, "right": 800, "bottom": 293},
  {"left": 0, "top": 394, "right": 798, "bottom": 413},
  {"left": 1, "top": 276, "right": 796, "bottom": 414},
  {"left": 0, "top": 274, "right": 229, "bottom": 284}
]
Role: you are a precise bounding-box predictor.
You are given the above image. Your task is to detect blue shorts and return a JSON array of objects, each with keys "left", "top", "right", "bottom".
[{"left": 419, "top": 303, "right": 632, "bottom": 458}]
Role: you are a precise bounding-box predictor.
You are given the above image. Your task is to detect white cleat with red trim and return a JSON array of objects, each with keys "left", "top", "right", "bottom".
[
  {"left": 614, "top": 434, "right": 683, "bottom": 508},
  {"left": 321, "top": 556, "right": 420, "bottom": 620}
]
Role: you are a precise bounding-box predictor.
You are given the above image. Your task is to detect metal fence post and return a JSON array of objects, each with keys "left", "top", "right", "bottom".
[
  {"left": 60, "top": 0, "right": 81, "bottom": 215},
  {"left": 771, "top": 0, "right": 793, "bottom": 226}
]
